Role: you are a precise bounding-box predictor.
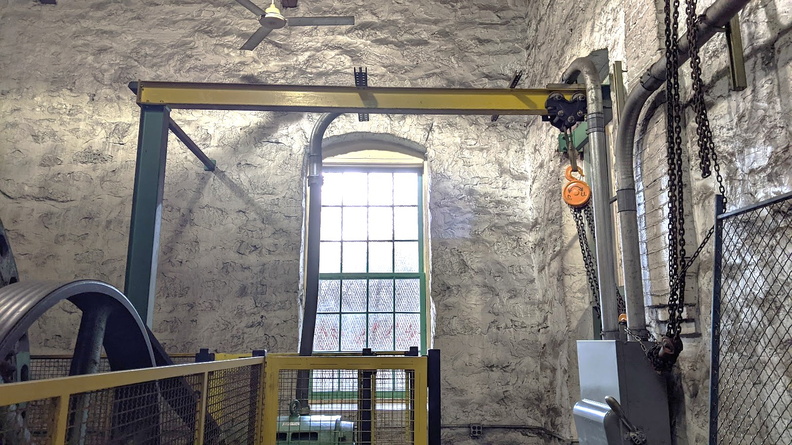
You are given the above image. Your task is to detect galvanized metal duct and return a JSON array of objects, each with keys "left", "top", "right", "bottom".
[
  {"left": 300, "top": 113, "right": 341, "bottom": 356},
  {"left": 561, "top": 59, "right": 621, "bottom": 340},
  {"left": 615, "top": 0, "right": 751, "bottom": 338}
]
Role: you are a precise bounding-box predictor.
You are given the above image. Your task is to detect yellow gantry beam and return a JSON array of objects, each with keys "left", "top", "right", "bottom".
[{"left": 135, "top": 81, "right": 585, "bottom": 115}]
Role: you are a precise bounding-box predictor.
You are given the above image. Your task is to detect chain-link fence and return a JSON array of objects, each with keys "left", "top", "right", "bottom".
[{"left": 710, "top": 193, "right": 792, "bottom": 445}]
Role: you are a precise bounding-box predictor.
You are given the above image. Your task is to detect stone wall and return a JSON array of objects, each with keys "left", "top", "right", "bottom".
[
  {"left": 0, "top": 0, "right": 571, "bottom": 443},
  {"left": 0, "top": 0, "right": 789, "bottom": 444}
]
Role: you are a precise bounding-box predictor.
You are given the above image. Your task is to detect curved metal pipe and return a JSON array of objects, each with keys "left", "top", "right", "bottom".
[
  {"left": 300, "top": 112, "right": 342, "bottom": 356},
  {"left": 615, "top": 0, "right": 751, "bottom": 338},
  {"left": 562, "top": 58, "right": 620, "bottom": 340}
]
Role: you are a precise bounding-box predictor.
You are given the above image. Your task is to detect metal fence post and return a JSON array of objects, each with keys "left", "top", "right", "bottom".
[
  {"left": 708, "top": 195, "right": 725, "bottom": 445},
  {"left": 428, "top": 349, "right": 441, "bottom": 444}
]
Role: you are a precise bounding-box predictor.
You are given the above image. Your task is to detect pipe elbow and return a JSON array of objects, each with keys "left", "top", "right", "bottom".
[{"left": 561, "top": 57, "right": 599, "bottom": 85}]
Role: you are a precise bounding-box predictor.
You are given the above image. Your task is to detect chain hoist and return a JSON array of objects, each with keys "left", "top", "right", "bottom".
[
  {"left": 564, "top": 166, "right": 600, "bottom": 315},
  {"left": 563, "top": 165, "right": 627, "bottom": 323}
]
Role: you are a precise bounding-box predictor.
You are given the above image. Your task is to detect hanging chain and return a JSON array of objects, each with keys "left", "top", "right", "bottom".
[
  {"left": 648, "top": 0, "right": 730, "bottom": 372},
  {"left": 686, "top": 0, "right": 728, "bottom": 209},
  {"left": 664, "top": 0, "right": 686, "bottom": 340},
  {"left": 571, "top": 204, "right": 601, "bottom": 316},
  {"left": 647, "top": 0, "right": 688, "bottom": 372},
  {"left": 570, "top": 202, "right": 627, "bottom": 320}
]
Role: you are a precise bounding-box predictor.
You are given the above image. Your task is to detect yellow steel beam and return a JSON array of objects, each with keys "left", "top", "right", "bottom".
[{"left": 136, "top": 81, "right": 585, "bottom": 115}]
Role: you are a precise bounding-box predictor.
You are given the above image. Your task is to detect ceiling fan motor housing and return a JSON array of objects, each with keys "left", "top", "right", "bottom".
[{"left": 259, "top": 14, "right": 287, "bottom": 28}]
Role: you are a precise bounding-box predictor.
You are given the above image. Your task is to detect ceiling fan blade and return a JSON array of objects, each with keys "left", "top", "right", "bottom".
[
  {"left": 241, "top": 26, "right": 274, "bottom": 50},
  {"left": 236, "top": 0, "right": 266, "bottom": 16},
  {"left": 287, "top": 16, "right": 355, "bottom": 26}
]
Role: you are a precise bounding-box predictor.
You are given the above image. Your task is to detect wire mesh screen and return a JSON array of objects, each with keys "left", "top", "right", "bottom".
[
  {"left": 30, "top": 357, "right": 111, "bottom": 380},
  {"left": 64, "top": 374, "right": 202, "bottom": 444},
  {"left": 30, "top": 354, "right": 196, "bottom": 380},
  {"left": 276, "top": 368, "right": 416, "bottom": 444},
  {"left": 0, "top": 397, "right": 56, "bottom": 444},
  {"left": 711, "top": 193, "right": 792, "bottom": 444},
  {"left": 205, "top": 364, "right": 263, "bottom": 444}
]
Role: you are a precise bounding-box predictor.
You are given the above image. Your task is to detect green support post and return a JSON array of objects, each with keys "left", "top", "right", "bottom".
[{"left": 124, "top": 105, "right": 170, "bottom": 326}]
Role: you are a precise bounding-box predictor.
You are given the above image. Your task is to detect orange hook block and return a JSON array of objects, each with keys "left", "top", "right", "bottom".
[{"left": 562, "top": 166, "right": 591, "bottom": 208}]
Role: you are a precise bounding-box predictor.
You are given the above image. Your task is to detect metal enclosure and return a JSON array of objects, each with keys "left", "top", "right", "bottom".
[{"left": 574, "top": 340, "right": 671, "bottom": 444}]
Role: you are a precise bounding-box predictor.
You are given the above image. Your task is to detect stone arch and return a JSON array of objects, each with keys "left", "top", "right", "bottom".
[{"left": 320, "top": 132, "right": 427, "bottom": 160}]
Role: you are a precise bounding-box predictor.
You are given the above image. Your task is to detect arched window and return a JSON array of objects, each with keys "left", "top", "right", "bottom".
[{"left": 311, "top": 133, "right": 430, "bottom": 354}]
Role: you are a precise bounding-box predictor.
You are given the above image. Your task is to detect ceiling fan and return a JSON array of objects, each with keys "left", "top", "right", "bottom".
[{"left": 235, "top": 0, "right": 355, "bottom": 50}]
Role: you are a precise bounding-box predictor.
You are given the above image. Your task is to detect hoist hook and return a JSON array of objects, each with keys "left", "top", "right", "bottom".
[{"left": 563, "top": 166, "right": 591, "bottom": 208}]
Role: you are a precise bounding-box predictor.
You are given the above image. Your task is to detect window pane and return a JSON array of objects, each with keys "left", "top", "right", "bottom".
[
  {"left": 369, "top": 313, "right": 394, "bottom": 350},
  {"left": 395, "top": 279, "right": 420, "bottom": 312},
  {"left": 340, "top": 314, "right": 366, "bottom": 351},
  {"left": 341, "top": 280, "right": 367, "bottom": 312},
  {"left": 319, "top": 242, "right": 340, "bottom": 273},
  {"left": 318, "top": 280, "right": 341, "bottom": 312},
  {"left": 368, "top": 172, "right": 393, "bottom": 205},
  {"left": 314, "top": 314, "right": 340, "bottom": 351},
  {"left": 394, "top": 241, "right": 419, "bottom": 272},
  {"left": 369, "top": 279, "right": 394, "bottom": 311},
  {"left": 394, "top": 207, "right": 418, "bottom": 240},
  {"left": 322, "top": 173, "right": 343, "bottom": 206},
  {"left": 341, "top": 242, "right": 366, "bottom": 273},
  {"left": 342, "top": 172, "right": 368, "bottom": 205},
  {"left": 342, "top": 207, "right": 367, "bottom": 241},
  {"left": 393, "top": 172, "right": 418, "bottom": 205},
  {"left": 395, "top": 313, "right": 421, "bottom": 350},
  {"left": 368, "top": 242, "right": 393, "bottom": 273},
  {"left": 368, "top": 207, "right": 393, "bottom": 241},
  {"left": 321, "top": 207, "right": 342, "bottom": 241}
]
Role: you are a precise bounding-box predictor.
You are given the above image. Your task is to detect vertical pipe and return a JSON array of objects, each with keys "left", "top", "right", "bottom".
[
  {"left": 124, "top": 105, "right": 170, "bottom": 327},
  {"left": 300, "top": 112, "right": 342, "bottom": 355},
  {"left": 708, "top": 195, "right": 725, "bottom": 445},
  {"left": 427, "top": 349, "right": 441, "bottom": 444},
  {"left": 562, "top": 58, "right": 620, "bottom": 340},
  {"left": 296, "top": 113, "right": 342, "bottom": 410},
  {"left": 615, "top": 86, "right": 653, "bottom": 339}
]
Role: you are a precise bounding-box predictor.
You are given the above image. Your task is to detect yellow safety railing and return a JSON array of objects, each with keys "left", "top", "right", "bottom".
[
  {"left": 262, "top": 354, "right": 428, "bottom": 445},
  {"left": 2, "top": 354, "right": 429, "bottom": 445},
  {"left": 0, "top": 357, "right": 265, "bottom": 445}
]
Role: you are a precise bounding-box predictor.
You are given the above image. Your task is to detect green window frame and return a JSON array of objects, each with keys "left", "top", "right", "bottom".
[
  {"left": 310, "top": 166, "right": 427, "bottom": 401},
  {"left": 313, "top": 166, "right": 427, "bottom": 356}
]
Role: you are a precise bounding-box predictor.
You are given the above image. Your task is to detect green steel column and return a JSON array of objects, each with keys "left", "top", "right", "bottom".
[{"left": 124, "top": 105, "right": 170, "bottom": 326}]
